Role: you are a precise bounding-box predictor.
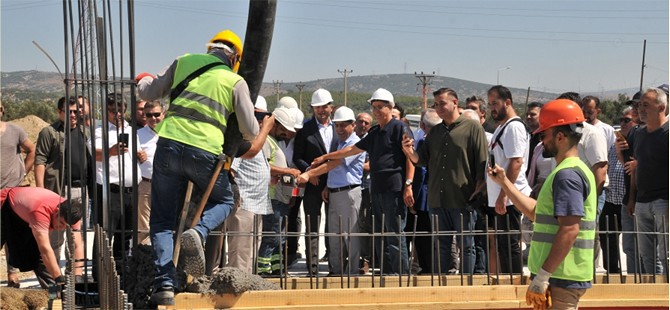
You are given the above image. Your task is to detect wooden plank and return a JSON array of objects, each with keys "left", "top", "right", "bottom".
[
  {"left": 171, "top": 284, "right": 669, "bottom": 309},
  {"left": 269, "top": 275, "right": 525, "bottom": 289}
]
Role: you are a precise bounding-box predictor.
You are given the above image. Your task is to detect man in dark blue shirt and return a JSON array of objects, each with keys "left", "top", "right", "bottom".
[{"left": 313, "top": 88, "right": 414, "bottom": 275}]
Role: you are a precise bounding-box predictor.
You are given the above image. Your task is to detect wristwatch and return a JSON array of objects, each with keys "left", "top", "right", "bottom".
[{"left": 405, "top": 179, "right": 413, "bottom": 186}]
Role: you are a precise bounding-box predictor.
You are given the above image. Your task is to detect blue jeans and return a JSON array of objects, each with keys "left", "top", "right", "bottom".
[
  {"left": 258, "top": 200, "right": 290, "bottom": 259},
  {"left": 635, "top": 199, "right": 669, "bottom": 275},
  {"left": 429, "top": 207, "right": 476, "bottom": 275},
  {"left": 620, "top": 204, "right": 638, "bottom": 273},
  {"left": 371, "top": 191, "right": 408, "bottom": 275},
  {"left": 150, "top": 138, "right": 234, "bottom": 289}
]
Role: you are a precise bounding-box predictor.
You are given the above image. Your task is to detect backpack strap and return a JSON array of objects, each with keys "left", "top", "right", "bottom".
[{"left": 493, "top": 118, "right": 526, "bottom": 152}]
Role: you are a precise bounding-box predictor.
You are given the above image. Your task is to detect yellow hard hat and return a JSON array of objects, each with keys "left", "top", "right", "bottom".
[{"left": 208, "top": 30, "right": 243, "bottom": 72}]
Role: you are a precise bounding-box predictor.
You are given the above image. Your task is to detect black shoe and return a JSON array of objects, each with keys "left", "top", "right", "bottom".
[
  {"left": 287, "top": 253, "right": 302, "bottom": 268},
  {"left": 319, "top": 254, "right": 329, "bottom": 262},
  {"left": 150, "top": 286, "right": 174, "bottom": 306}
]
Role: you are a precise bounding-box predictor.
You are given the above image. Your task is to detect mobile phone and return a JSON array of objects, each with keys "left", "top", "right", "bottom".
[
  {"left": 489, "top": 153, "right": 496, "bottom": 175},
  {"left": 118, "top": 133, "right": 129, "bottom": 146},
  {"left": 614, "top": 130, "right": 626, "bottom": 141},
  {"left": 254, "top": 111, "right": 271, "bottom": 122}
]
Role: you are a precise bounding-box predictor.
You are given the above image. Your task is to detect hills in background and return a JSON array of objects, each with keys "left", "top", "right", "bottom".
[{"left": 3, "top": 70, "right": 635, "bottom": 106}]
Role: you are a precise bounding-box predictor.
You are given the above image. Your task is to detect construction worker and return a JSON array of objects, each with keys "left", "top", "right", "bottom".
[
  {"left": 136, "top": 29, "right": 259, "bottom": 306},
  {"left": 487, "top": 99, "right": 596, "bottom": 309}
]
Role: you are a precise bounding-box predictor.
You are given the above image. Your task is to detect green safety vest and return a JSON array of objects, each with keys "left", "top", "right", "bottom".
[
  {"left": 528, "top": 156, "right": 597, "bottom": 282},
  {"left": 156, "top": 53, "right": 241, "bottom": 155}
]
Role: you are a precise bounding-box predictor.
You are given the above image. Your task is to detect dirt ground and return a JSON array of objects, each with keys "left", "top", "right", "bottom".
[{"left": 0, "top": 248, "right": 48, "bottom": 309}]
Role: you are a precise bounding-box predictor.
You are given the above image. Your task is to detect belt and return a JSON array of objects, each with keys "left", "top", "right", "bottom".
[
  {"left": 69, "top": 180, "right": 84, "bottom": 187},
  {"left": 141, "top": 177, "right": 152, "bottom": 183},
  {"left": 110, "top": 183, "right": 133, "bottom": 194},
  {"left": 329, "top": 184, "right": 360, "bottom": 193}
]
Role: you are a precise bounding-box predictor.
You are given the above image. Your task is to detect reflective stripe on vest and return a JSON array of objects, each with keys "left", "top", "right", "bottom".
[
  {"left": 156, "top": 53, "right": 241, "bottom": 155},
  {"left": 528, "top": 157, "right": 597, "bottom": 282}
]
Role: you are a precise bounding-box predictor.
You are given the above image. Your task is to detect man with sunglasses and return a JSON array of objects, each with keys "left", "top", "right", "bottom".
[
  {"left": 136, "top": 100, "right": 163, "bottom": 245},
  {"left": 488, "top": 99, "right": 597, "bottom": 309}
]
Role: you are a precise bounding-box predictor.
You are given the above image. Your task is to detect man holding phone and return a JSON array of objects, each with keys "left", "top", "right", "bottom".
[
  {"left": 401, "top": 88, "right": 488, "bottom": 275},
  {"left": 94, "top": 93, "right": 146, "bottom": 260}
]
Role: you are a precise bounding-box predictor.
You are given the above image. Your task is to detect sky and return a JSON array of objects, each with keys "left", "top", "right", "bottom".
[{"left": 1, "top": 0, "right": 668, "bottom": 95}]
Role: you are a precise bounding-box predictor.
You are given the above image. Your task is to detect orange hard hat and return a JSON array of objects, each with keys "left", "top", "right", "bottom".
[{"left": 533, "top": 99, "right": 585, "bottom": 134}]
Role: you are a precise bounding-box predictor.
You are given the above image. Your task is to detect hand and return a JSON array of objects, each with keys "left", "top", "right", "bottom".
[
  {"left": 135, "top": 72, "right": 155, "bottom": 82},
  {"left": 495, "top": 194, "right": 507, "bottom": 215},
  {"left": 487, "top": 165, "right": 506, "bottom": 185},
  {"left": 109, "top": 143, "right": 128, "bottom": 156},
  {"left": 526, "top": 268, "right": 552, "bottom": 310},
  {"left": 311, "top": 156, "right": 326, "bottom": 168},
  {"left": 296, "top": 173, "right": 310, "bottom": 185},
  {"left": 308, "top": 175, "right": 320, "bottom": 186},
  {"left": 401, "top": 135, "right": 415, "bottom": 155},
  {"left": 288, "top": 168, "right": 301, "bottom": 179},
  {"left": 321, "top": 187, "right": 329, "bottom": 203},
  {"left": 403, "top": 185, "right": 415, "bottom": 208},
  {"left": 260, "top": 114, "right": 275, "bottom": 130},
  {"left": 614, "top": 138, "right": 629, "bottom": 153},
  {"left": 137, "top": 150, "right": 148, "bottom": 163},
  {"left": 623, "top": 157, "right": 637, "bottom": 175}
]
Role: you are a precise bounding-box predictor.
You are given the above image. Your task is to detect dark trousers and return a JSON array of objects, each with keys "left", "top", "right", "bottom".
[
  {"left": 93, "top": 184, "right": 133, "bottom": 281},
  {"left": 405, "top": 210, "right": 432, "bottom": 274},
  {"left": 302, "top": 187, "right": 328, "bottom": 272},
  {"left": 599, "top": 201, "right": 622, "bottom": 273},
  {"left": 358, "top": 188, "right": 372, "bottom": 263},
  {"left": 491, "top": 206, "right": 522, "bottom": 274}
]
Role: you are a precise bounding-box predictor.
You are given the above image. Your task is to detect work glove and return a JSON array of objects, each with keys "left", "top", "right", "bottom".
[
  {"left": 135, "top": 72, "right": 155, "bottom": 83},
  {"left": 526, "top": 268, "right": 552, "bottom": 310},
  {"left": 48, "top": 275, "right": 66, "bottom": 299}
]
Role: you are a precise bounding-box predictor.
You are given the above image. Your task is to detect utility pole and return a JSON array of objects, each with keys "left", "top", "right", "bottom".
[
  {"left": 338, "top": 69, "right": 353, "bottom": 106},
  {"left": 415, "top": 71, "right": 435, "bottom": 111},
  {"left": 295, "top": 82, "right": 306, "bottom": 109},
  {"left": 273, "top": 80, "right": 283, "bottom": 104}
]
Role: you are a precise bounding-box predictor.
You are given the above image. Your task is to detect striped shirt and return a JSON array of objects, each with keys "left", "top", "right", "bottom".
[{"left": 230, "top": 151, "right": 272, "bottom": 215}]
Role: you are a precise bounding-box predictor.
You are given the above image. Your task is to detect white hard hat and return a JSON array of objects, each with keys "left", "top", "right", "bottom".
[
  {"left": 332, "top": 106, "right": 356, "bottom": 122},
  {"left": 289, "top": 107, "right": 304, "bottom": 129},
  {"left": 272, "top": 107, "right": 295, "bottom": 132},
  {"left": 367, "top": 88, "right": 395, "bottom": 108},
  {"left": 310, "top": 88, "right": 333, "bottom": 107},
  {"left": 254, "top": 96, "right": 268, "bottom": 111},
  {"left": 277, "top": 96, "right": 298, "bottom": 109}
]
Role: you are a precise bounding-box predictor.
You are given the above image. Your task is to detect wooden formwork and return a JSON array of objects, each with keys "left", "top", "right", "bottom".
[{"left": 166, "top": 283, "right": 669, "bottom": 309}]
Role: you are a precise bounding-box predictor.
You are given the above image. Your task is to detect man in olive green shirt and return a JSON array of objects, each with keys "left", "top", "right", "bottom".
[{"left": 402, "top": 87, "right": 488, "bottom": 275}]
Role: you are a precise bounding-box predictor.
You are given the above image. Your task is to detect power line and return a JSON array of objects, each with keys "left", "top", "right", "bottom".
[
  {"left": 415, "top": 71, "right": 435, "bottom": 111},
  {"left": 295, "top": 82, "right": 306, "bottom": 109},
  {"left": 273, "top": 80, "right": 283, "bottom": 104}
]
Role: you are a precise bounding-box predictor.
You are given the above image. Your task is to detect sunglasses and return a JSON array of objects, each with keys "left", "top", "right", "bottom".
[
  {"left": 619, "top": 117, "right": 632, "bottom": 124},
  {"left": 145, "top": 112, "right": 162, "bottom": 118}
]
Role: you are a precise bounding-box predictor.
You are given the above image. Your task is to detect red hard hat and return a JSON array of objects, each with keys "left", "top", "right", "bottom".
[{"left": 534, "top": 99, "right": 585, "bottom": 134}]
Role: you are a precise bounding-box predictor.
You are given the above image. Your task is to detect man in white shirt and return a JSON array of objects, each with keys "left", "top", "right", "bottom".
[
  {"left": 486, "top": 85, "right": 531, "bottom": 275},
  {"left": 94, "top": 93, "right": 145, "bottom": 259},
  {"left": 137, "top": 100, "right": 163, "bottom": 245}
]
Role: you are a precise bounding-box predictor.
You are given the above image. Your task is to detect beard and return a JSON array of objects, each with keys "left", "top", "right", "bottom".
[
  {"left": 493, "top": 107, "right": 508, "bottom": 122},
  {"left": 542, "top": 144, "right": 557, "bottom": 158}
]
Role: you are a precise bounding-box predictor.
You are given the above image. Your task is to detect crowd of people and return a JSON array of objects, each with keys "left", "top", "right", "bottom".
[{"left": 1, "top": 28, "right": 668, "bottom": 309}]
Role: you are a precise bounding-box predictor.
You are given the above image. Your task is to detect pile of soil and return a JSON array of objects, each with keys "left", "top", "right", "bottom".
[{"left": 0, "top": 287, "right": 48, "bottom": 310}]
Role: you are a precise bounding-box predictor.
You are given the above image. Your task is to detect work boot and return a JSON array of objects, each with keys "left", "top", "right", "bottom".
[
  {"left": 180, "top": 229, "right": 206, "bottom": 278},
  {"left": 150, "top": 286, "right": 174, "bottom": 306}
]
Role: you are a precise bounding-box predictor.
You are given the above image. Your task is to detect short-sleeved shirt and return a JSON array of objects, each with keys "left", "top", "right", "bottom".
[
  {"left": 138, "top": 126, "right": 159, "bottom": 179},
  {"left": 231, "top": 151, "right": 272, "bottom": 215},
  {"left": 487, "top": 117, "right": 531, "bottom": 207},
  {"left": 263, "top": 135, "right": 291, "bottom": 204},
  {"left": 355, "top": 118, "right": 410, "bottom": 194},
  {"left": 594, "top": 120, "right": 616, "bottom": 150},
  {"left": 577, "top": 123, "right": 608, "bottom": 188},
  {"left": 417, "top": 116, "right": 488, "bottom": 209},
  {"left": 327, "top": 133, "right": 364, "bottom": 188},
  {"left": 0, "top": 187, "right": 81, "bottom": 232},
  {"left": 631, "top": 121, "right": 669, "bottom": 202},
  {"left": 1, "top": 123, "right": 28, "bottom": 188},
  {"left": 548, "top": 168, "right": 592, "bottom": 289}
]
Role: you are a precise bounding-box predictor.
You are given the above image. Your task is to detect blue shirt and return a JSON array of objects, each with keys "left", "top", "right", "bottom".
[{"left": 327, "top": 133, "right": 364, "bottom": 188}]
